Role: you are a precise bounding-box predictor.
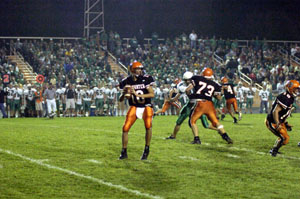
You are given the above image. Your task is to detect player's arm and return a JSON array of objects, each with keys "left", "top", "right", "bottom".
[
  {"left": 119, "top": 86, "right": 128, "bottom": 102},
  {"left": 185, "top": 83, "right": 194, "bottom": 93},
  {"left": 170, "top": 93, "right": 181, "bottom": 103},
  {"left": 272, "top": 103, "right": 283, "bottom": 129}
]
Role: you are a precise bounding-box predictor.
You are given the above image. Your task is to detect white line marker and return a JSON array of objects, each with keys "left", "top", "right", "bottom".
[
  {"left": 179, "top": 156, "right": 199, "bottom": 161},
  {"left": 37, "top": 159, "right": 49, "bottom": 163},
  {"left": 0, "top": 148, "right": 163, "bottom": 199},
  {"left": 87, "top": 159, "right": 102, "bottom": 164},
  {"left": 226, "top": 154, "right": 240, "bottom": 159}
]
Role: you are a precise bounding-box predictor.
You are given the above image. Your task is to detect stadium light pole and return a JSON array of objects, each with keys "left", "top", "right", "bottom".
[{"left": 84, "top": 0, "right": 105, "bottom": 39}]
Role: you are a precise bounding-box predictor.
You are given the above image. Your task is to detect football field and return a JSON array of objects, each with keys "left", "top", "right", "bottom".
[{"left": 1, "top": 114, "right": 300, "bottom": 199}]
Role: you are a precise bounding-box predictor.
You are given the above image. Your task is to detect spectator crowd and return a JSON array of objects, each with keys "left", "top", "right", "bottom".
[{"left": 1, "top": 30, "right": 300, "bottom": 118}]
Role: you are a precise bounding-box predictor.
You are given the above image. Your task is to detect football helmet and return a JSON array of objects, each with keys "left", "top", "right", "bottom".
[
  {"left": 285, "top": 80, "right": 300, "bottom": 97},
  {"left": 221, "top": 77, "right": 228, "bottom": 84},
  {"left": 202, "top": 68, "right": 214, "bottom": 79},
  {"left": 129, "top": 61, "right": 143, "bottom": 76},
  {"left": 183, "top": 71, "right": 193, "bottom": 80},
  {"left": 174, "top": 78, "right": 181, "bottom": 85}
]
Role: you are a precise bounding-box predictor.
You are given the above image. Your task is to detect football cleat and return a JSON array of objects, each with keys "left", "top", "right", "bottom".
[
  {"left": 119, "top": 151, "right": 128, "bottom": 160},
  {"left": 269, "top": 148, "right": 278, "bottom": 157},
  {"left": 221, "top": 114, "right": 225, "bottom": 120},
  {"left": 221, "top": 133, "right": 233, "bottom": 144},
  {"left": 233, "top": 117, "right": 238, "bottom": 124},
  {"left": 141, "top": 150, "right": 149, "bottom": 160},
  {"left": 191, "top": 138, "right": 201, "bottom": 144},
  {"left": 165, "top": 135, "right": 176, "bottom": 140}
]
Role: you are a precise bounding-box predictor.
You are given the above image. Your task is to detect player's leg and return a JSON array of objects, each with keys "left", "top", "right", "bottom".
[
  {"left": 167, "top": 102, "right": 193, "bottom": 139},
  {"left": 141, "top": 106, "right": 154, "bottom": 160},
  {"left": 205, "top": 102, "right": 233, "bottom": 144},
  {"left": 119, "top": 106, "right": 137, "bottom": 159},
  {"left": 155, "top": 101, "right": 170, "bottom": 115},
  {"left": 188, "top": 102, "right": 203, "bottom": 144},
  {"left": 265, "top": 120, "right": 289, "bottom": 156}
]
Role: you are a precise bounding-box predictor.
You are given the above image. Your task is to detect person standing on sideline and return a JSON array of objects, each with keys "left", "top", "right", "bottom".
[
  {"left": 0, "top": 85, "right": 7, "bottom": 118},
  {"left": 259, "top": 85, "right": 269, "bottom": 113},
  {"left": 43, "top": 83, "right": 56, "bottom": 119},
  {"left": 118, "top": 61, "right": 155, "bottom": 160},
  {"left": 64, "top": 84, "right": 76, "bottom": 117}
]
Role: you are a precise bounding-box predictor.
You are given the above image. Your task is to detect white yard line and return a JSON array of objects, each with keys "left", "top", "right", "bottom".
[
  {"left": 226, "top": 154, "right": 240, "bottom": 159},
  {"left": 0, "top": 148, "right": 163, "bottom": 199},
  {"left": 86, "top": 159, "right": 102, "bottom": 165},
  {"left": 179, "top": 156, "right": 199, "bottom": 161}
]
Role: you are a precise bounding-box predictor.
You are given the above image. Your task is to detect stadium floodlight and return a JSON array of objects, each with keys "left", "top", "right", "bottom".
[{"left": 84, "top": 0, "right": 105, "bottom": 38}]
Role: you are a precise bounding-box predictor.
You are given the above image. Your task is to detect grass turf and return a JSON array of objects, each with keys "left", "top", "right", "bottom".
[{"left": 0, "top": 113, "right": 300, "bottom": 199}]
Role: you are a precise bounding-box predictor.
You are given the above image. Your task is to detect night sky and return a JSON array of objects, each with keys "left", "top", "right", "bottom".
[{"left": 1, "top": 0, "right": 300, "bottom": 40}]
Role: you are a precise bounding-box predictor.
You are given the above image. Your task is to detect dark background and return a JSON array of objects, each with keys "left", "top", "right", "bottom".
[{"left": 1, "top": 0, "right": 300, "bottom": 40}]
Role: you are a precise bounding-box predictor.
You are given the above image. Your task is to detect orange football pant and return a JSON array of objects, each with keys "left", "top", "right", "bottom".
[{"left": 123, "top": 106, "right": 154, "bottom": 132}]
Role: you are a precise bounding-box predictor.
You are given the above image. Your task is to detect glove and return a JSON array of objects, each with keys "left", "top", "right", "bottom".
[
  {"left": 285, "top": 122, "right": 292, "bottom": 131},
  {"left": 3, "top": 103, "right": 6, "bottom": 108}
]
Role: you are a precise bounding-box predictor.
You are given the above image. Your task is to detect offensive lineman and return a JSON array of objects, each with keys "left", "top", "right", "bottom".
[{"left": 186, "top": 68, "right": 233, "bottom": 144}]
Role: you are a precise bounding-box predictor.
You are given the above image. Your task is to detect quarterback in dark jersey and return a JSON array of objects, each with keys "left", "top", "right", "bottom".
[
  {"left": 118, "top": 61, "right": 155, "bottom": 160},
  {"left": 221, "top": 77, "right": 242, "bottom": 123},
  {"left": 266, "top": 80, "right": 299, "bottom": 157},
  {"left": 186, "top": 68, "right": 233, "bottom": 144}
]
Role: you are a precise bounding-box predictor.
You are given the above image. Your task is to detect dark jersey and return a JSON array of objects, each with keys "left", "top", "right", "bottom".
[
  {"left": 119, "top": 75, "right": 155, "bottom": 107},
  {"left": 223, "top": 83, "right": 236, "bottom": 100},
  {"left": 191, "top": 75, "right": 221, "bottom": 101},
  {"left": 267, "top": 92, "right": 294, "bottom": 124}
]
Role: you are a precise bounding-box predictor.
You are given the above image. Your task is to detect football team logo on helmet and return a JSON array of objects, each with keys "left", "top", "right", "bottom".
[{"left": 285, "top": 80, "right": 300, "bottom": 97}]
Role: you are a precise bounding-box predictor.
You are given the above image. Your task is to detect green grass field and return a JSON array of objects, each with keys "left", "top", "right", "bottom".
[{"left": 1, "top": 114, "right": 300, "bottom": 199}]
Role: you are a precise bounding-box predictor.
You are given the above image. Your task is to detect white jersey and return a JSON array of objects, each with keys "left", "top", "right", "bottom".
[
  {"left": 75, "top": 89, "right": 84, "bottom": 105},
  {"left": 244, "top": 87, "right": 257, "bottom": 99},
  {"left": 259, "top": 90, "right": 269, "bottom": 101},
  {"left": 157, "top": 88, "right": 164, "bottom": 100},
  {"left": 235, "top": 87, "right": 245, "bottom": 102},
  {"left": 13, "top": 88, "right": 23, "bottom": 100},
  {"left": 24, "top": 89, "right": 36, "bottom": 101},
  {"left": 94, "top": 87, "right": 106, "bottom": 99},
  {"left": 5, "top": 87, "right": 15, "bottom": 99},
  {"left": 83, "top": 90, "right": 93, "bottom": 101},
  {"left": 162, "top": 88, "right": 169, "bottom": 100},
  {"left": 56, "top": 88, "right": 64, "bottom": 101},
  {"left": 105, "top": 88, "right": 117, "bottom": 100},
  {"left": 177, "top": 81, "right": 188, "bottom": 103}
]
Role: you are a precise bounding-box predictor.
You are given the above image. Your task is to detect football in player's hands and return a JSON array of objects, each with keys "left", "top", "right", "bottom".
[{"left": 124, "top": 85, "right": 132, "bottom": 99}]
